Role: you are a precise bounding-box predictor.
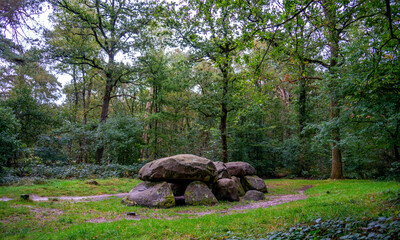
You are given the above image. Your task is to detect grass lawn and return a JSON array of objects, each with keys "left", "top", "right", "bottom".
[
  {"left": 0, "top": 178, "right": 140, "bottom": 198},
  {"left": 0, "top": 179, "right": 399, "bottom": 239}
]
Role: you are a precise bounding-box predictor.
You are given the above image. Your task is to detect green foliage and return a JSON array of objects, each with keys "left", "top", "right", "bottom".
[
  {"left": 97, "top": 115, "right": 143, "bottom": 165},
  {"left": 0, "top": 163, "right": 145, "bottom": 186},
  {"left": 3, "top": 87, "right": 55, "bottom": 146},
  {"left": 0, "top": 0, "right": 399, "bottom": 180},
  {"left": 0, "top": 106, "right": 21, "bottom": 169},
  {"left": 34, "top": 135, "right": 68, "bottom": 165},
  {"left": 230, "top": 106, "right": 281, "bottom": 177}
]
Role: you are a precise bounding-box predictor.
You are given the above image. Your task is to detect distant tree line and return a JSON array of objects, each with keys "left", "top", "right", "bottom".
[{"left": 0, "top": 0, "right": 399, "bottom": 180}]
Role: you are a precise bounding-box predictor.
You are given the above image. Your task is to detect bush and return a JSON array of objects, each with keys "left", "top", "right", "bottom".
[
  {"left": 96, "top": 115, "right": 144, "bottom": 165},
  {"left": 0, "top": 162, "right": 146, "bottom": 186},
  {"left": 0, "top": 106, "right": 22, "bottom": 167}
]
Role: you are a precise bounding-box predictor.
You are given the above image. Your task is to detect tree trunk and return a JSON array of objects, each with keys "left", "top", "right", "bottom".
[
  {"left": 298, "top": 64, "right": 307, "bottom": 175},
  {"left": 323, "top": 0, "right": 344, "bottom": 179},
  {"left": 221, "top": 105, "right": 228, "bottom": 163},
  {"left": 393, "top": 122, "right": 399, "bottom": 162},
  {"left": 394, "top": 143, "right": 399, "bottom": 163},
  {"left": 94, "top": 78, "right": 113, "bottom": 164},
  {"left": 220, "top": 69, "right": 229, "bottom": 163},
  {"left": 330, "top": 99, "right": 344, "bottom": 179},
  {"left": 71, "top": 66, "right": 84, "bottom": 164},
  {"left": 141, "top": 88, "right": 153, "bottom": 160},
  {"left": 82, "top": 75, "right": 91, "bottom": 163}
]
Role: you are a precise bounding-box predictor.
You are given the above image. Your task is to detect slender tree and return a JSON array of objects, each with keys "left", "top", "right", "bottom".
[
  {"left": 49, "top": 0, "right": 155, "bottom": 163},
  {"left": 167, "top": 0, "right": 257, "bottom": 162}
]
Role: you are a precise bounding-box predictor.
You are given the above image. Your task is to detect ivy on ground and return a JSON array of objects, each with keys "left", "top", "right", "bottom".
[
  {"left": 263, "top": 216, "right": 400, "bottom": 240},
  {"left": 221, "top": 216, "right": 400, "bottom": 240}
]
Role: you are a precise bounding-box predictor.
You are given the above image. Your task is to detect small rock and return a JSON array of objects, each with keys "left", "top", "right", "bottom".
[
  {"left": 244, "top": 190, "right": 265, "bottom": 201},
  {"left": 86, "top": 180, "right": 99, "bottom": 185},
  {"left": 126, "top": 212, "right": 136, "bottom": 216}
]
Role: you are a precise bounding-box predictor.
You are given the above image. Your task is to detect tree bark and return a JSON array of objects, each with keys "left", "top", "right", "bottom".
[
  {"left": 330, "top": 99, "right": 344, "bottom": 179},
  {"left": 141, "top": 88, "right": 153, "bottom": 160},
  {"left": 323, "top": 0, "right": 344, "bottom": 179},
  {"left": 220, "top": 68, "right": 229, "bottom": 163},
  {"left": 298, "top": 64, "right": 307, "bottom": 176},
  {"left": 394, "top": 143, "right": 399, "bottom": 164},
  {"left": 220, "top": 105, "right": 228, "bottom": 163},
  {"left": 94, "top": 77, "right": 113, "bottom": 164}
]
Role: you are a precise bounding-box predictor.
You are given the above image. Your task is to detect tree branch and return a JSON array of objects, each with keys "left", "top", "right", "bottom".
[
  {"left": 110, "top": 94, "right": 136, "bottom": 99},
  {"left": 303, "top": 57, "right": 329, "bottom": 69}
]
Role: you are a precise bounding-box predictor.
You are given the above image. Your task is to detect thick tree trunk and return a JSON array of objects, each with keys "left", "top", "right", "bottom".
[
  {"left": 220, "top": 69, "right": 229, "bottom": 163},
  {"left": 95, "top": 79, "right": 113, "bottom": 164},
  {"left": 221, "top": 105, "right": 228, "bottom": 163},
  {"left": 331, "top": 145, "right": 343, "bottom": 179},
  {"left": 330, "top": 99, "right": 344, "bottom": 179},
  {"left": 323, "top": 0, "right": 344, "bottom": 179},
  {"left": 330, "top": 100, "right": 344, "bottom": 179},
  {"left": 298, "top": 66, "right": 307, "bottom": 175}
]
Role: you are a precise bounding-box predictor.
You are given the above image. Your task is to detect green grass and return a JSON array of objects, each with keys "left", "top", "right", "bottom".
[
  {"left": 0, "top": 178, "right": 140, "bottom": 198},
  {"left": 0, "top": 179, "right": 399, "bottom": 239}
]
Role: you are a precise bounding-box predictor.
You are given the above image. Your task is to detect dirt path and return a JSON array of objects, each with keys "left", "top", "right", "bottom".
[
  {"left": 85, "top": 190, "right": 311, "bottom": 223},
  {"left": 173, "top": 189, "right": 310, "bottom": 218},
  {"left": 2, "top": 187, "right": 313, "bottom": 223}
]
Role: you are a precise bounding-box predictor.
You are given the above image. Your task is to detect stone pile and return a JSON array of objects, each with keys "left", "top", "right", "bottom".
[{"left": 122, "top": 154, "right": 268, "bottom": 208}]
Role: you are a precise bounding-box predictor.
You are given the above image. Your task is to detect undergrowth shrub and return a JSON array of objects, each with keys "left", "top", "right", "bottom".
[
  {"left": 220, "top": 216, "right": 400, "bottom": 240},
  {"left": 0, "top": 163, "right": 146, "bottom": 186},
  {"left": 261, "top": 217, "right": 400, "bottom": 240}
]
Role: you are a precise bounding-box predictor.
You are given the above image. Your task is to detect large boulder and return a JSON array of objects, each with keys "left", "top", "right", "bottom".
[
  {"left": 214, "top": 178, "right": 239, "bottom": 202},
  {"left": 244, "top": 190, "right": 265, "bottom": 201},
  {"left": 139, "top": 154, "right": 217, "bottom": 183},
  {"left": 122, "top": 181, "right": 175, "bottom": 208},
  {"left": 241, "top": 175, "right": 268, "bottom": 193},
  {"left": 213, "top": 161, "right": 231, "bottom": 179},
  {"left": 231, "top": 176, "right": 245, "bottom": 197},
  {"left": 184, "top": 181, "right": 217, "bottom": 206},
  {"left": 225, "top": 162, "right": 255, "bottom": 177}
]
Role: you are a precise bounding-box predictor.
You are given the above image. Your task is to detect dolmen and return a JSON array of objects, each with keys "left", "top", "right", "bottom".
[{"left": 122, "top": 154, "right": 268, "bottom": 208}]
